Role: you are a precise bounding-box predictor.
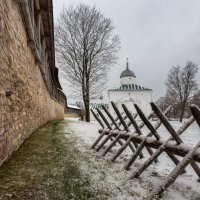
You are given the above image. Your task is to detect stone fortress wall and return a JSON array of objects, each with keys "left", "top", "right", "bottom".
[{"left": 0, "top": 0, "right": 66, "bottom": 165}]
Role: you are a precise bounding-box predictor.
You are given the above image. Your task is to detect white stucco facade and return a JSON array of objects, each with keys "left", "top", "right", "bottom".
[
  {"left": 108, "top": 89, "right": 152, "bottom": 116},
  {"left": 120, "top": 76, "right": 136, "bottom": 85},
  {"left": 108, "top": 62, "right": 153, "bottom": 116},
  {"left": 90, "top": 61, "right": 153, "bottom": 120}
]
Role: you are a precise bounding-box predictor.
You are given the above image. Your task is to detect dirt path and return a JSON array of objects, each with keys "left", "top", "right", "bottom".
[{"left": 0, "top": 120, "right": 108, "bottom": 200}]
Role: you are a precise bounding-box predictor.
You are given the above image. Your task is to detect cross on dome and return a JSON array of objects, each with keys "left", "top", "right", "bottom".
[
  {"left": 120, "top": 58, "right": 136, "bottom": 78},
  {"left": 126, "top": 58, "right": 129, "bottom": 69}
]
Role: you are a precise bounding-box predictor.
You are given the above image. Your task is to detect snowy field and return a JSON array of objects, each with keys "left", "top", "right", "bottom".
[{"left": 66, "top": 119, "right": 200, "bottom": 200}]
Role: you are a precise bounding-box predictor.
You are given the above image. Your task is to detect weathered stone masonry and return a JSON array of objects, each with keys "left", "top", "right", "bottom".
[{"left": 0, "top": 0, "right": 66, "bottom": 165}]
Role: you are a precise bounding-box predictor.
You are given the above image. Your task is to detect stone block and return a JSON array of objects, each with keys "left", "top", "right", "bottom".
[{"left": 0, "top": 87, "right": 5, "bottom": 95}]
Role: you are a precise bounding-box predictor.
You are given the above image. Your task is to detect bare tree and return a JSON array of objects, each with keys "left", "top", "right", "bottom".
[
  {"left": 190, "top": 90, "right": 200, "bottom": 108},
  {"left": 165, "top": 61, "right": 199, "bottom": 122},
  {"left": 157, "top": 91, "right": 181, "bottom": 119},
  {"left": 55, "top": 4, "right": 120, "bottom": 122}
]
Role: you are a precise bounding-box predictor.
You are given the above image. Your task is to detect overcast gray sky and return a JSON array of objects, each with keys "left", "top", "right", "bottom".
[{"left": 53, "top": 0, "right": 200, "bottom": 102}]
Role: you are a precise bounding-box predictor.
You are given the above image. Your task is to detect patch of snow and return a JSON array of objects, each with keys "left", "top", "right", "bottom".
[
  {"left": 66, "top": 119, "right": 200, "bottom": 199},
  {"left": 67, "top": 104, "right": 81, "bottom": 109},
  {"left": 117, "top": 96, "right": 135, "bottom": 103},
  {"left": 64, "top": 117, "right": 81, "bottom": 121}
]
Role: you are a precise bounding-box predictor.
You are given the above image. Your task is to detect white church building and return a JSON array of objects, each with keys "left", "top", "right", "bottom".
[
  {"left": 108, "top": 61, "right": 153, "bottom": 116},
  {"left": 90, "top": 60, "right": 153, "bottom": 119}
]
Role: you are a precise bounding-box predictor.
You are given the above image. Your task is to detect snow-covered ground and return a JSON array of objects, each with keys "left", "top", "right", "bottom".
[
  {"left": 66, "top": 119, "right": 200, "bottom": 200},
  {"left": 64, "top": 117, "right": 81, "bottom": 121}
]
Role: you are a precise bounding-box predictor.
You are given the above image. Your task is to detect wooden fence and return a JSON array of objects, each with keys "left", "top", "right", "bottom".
[{"left": 91, "top": 101, "right": 200, "bottom": 199}]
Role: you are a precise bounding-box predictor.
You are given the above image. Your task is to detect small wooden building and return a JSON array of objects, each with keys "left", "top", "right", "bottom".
[{"left": 65, "top": 105, "right": 82, "bottom": 118}]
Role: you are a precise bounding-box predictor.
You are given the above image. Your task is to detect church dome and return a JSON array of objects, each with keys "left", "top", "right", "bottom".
[
  {"left": 120, "top": 59, "right": 136, "bottom": 78},
  {"left": 120, "top": 68, "right": 136, "bottom": 78}
]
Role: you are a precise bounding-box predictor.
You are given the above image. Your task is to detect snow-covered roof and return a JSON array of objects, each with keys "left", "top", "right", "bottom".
[
  {"left": 117, "top": 96, "right": 135, "bottom": 103},
  {"left": 90, "top": 102, "right": 109, "bottom": 110},
  {"left": 67, "top": 105, "right": 81, "bottom": 110},
  {"left": 109, "top": 84, "right": 152, "bottom": 91}
]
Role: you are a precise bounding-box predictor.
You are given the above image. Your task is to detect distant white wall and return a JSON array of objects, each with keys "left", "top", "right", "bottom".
[
  {"left": 120, "top": 76, "right": 136, "bottom": 85},
  {"left": 108, "top": 90, "right": 152, "bottom": 116}
]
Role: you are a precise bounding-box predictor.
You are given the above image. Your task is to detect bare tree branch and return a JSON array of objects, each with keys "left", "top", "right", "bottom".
[
  {"left": 164, "top": 61, "right": 199, "bottom": 122},
  {"left": 55, "top": 4, "right": 120, "bottom": 121}
]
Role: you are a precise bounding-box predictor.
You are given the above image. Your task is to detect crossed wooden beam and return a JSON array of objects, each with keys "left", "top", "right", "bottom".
[{"left": 91, "top": 101, "right": 200, "bottom": 198}]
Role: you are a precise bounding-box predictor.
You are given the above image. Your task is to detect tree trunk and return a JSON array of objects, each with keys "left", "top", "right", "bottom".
[
  {"left": 85, "top": 102, "right": 90, "bottom": 122},
  {"left": 83, "top": 95, "right": 90, "bottom": 122},
  {"left": 85, "top": 76, "right": 90, "bottom": 122},
  {"left": 179, "top": 102, "right": 185, "bottom": 122}
]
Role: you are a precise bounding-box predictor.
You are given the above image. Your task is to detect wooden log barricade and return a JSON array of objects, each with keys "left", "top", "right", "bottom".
[
  {"left": 91, "top": 108, "right": 126, "bottom": 150},
  {"left": 91, "top": 101, "right": 200, "bottom": 198},
  {"left": 100, "top": 102, "right": 140, "bottom": 157},
  {"left": 123, "top": 104, "right": 172, "bottom": 169}
]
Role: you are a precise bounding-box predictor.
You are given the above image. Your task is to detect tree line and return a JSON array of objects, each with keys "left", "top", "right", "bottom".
[{"left": 157, "top": 61, "right": 199, "bottom": 122}]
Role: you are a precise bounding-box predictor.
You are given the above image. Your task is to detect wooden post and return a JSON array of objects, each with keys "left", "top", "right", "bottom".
[
  {"left": 100, "top": 102, "right": 138, "bottom": 155},
  {"left": 130, "top": 103, "right": 200, "bottom": 179},
  {"left": 134, "top": 104, "right": 160, "bottom": 140},
  {"left": 122, "top": 104, "right": 142, "bottom": 134},
  {"left": 190, "top": 104, "right": 200, "bottom": 127},
  {"left": 91, "top": 103, "right": 200, "bottom": 195},
  {"left": 102, "top": 105, "right": 121, "bottom": 131},
  {"left": 91, "top": 129, "right": 108, "bottom": 149},
  {"left": 98, "top": 114, "right": 138, "bottom": 156},
  {"left": 139, "top": 110, "right": 155, "bottom": 129},
  {"left": 95, "top": 108, "right": 125, "bottom": 152},
  {"left": 111, "top": 104, "right": 160, "bottom": 162},
  {"left": 98, "top": 128, "right": 200, "bottom": 162},
  {"left": 93, "top": 106, "right": 125, "bottom": 152},
  {"left": 110, "top": 112, "right": 124, "bottom": 127},
  {"left": 148, "top": 140, "right": 200, "bottom": 199},
  {"left": 119, "top": 114, "right": 131, "bottom": 127},
  {"left": 90, "top": 109, "right": 112, "bottom": 149},
  {"left": 111, "top": 102, "right": 142, "bottom": 155},
  {"left": 150, "top": 103, "right": 182, "bottom": 144},
  {"left": 123, "top": 105, "right": 171, "bottom": 169},
  {"left": 150, "top": 103, "right": 200, "bottom": 178},
  {"left": 96, "top": 108, "right": 112, "bottom": 130},
  {"left": 100, "top": 132, "right": 125, "bottom": 155},
  {"left": 96, "top": 129, "right": 123, "bottom": 152},
  {"left": 129, "top": 115, "right": 195, "bottom": 178},
  {"left": 111, "top": 102, "right": 129, "bottom": 132},
  {"left": 91, "top": 109, "right": 104, "bottom": 129},
  {"left": 90, "top": 109, "right": 106, "bottom": 149}
]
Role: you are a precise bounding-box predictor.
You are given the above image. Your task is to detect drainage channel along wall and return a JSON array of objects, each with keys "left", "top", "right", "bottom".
[{"left": 0, "top": 0, "right": 66, "bottom": 165}]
